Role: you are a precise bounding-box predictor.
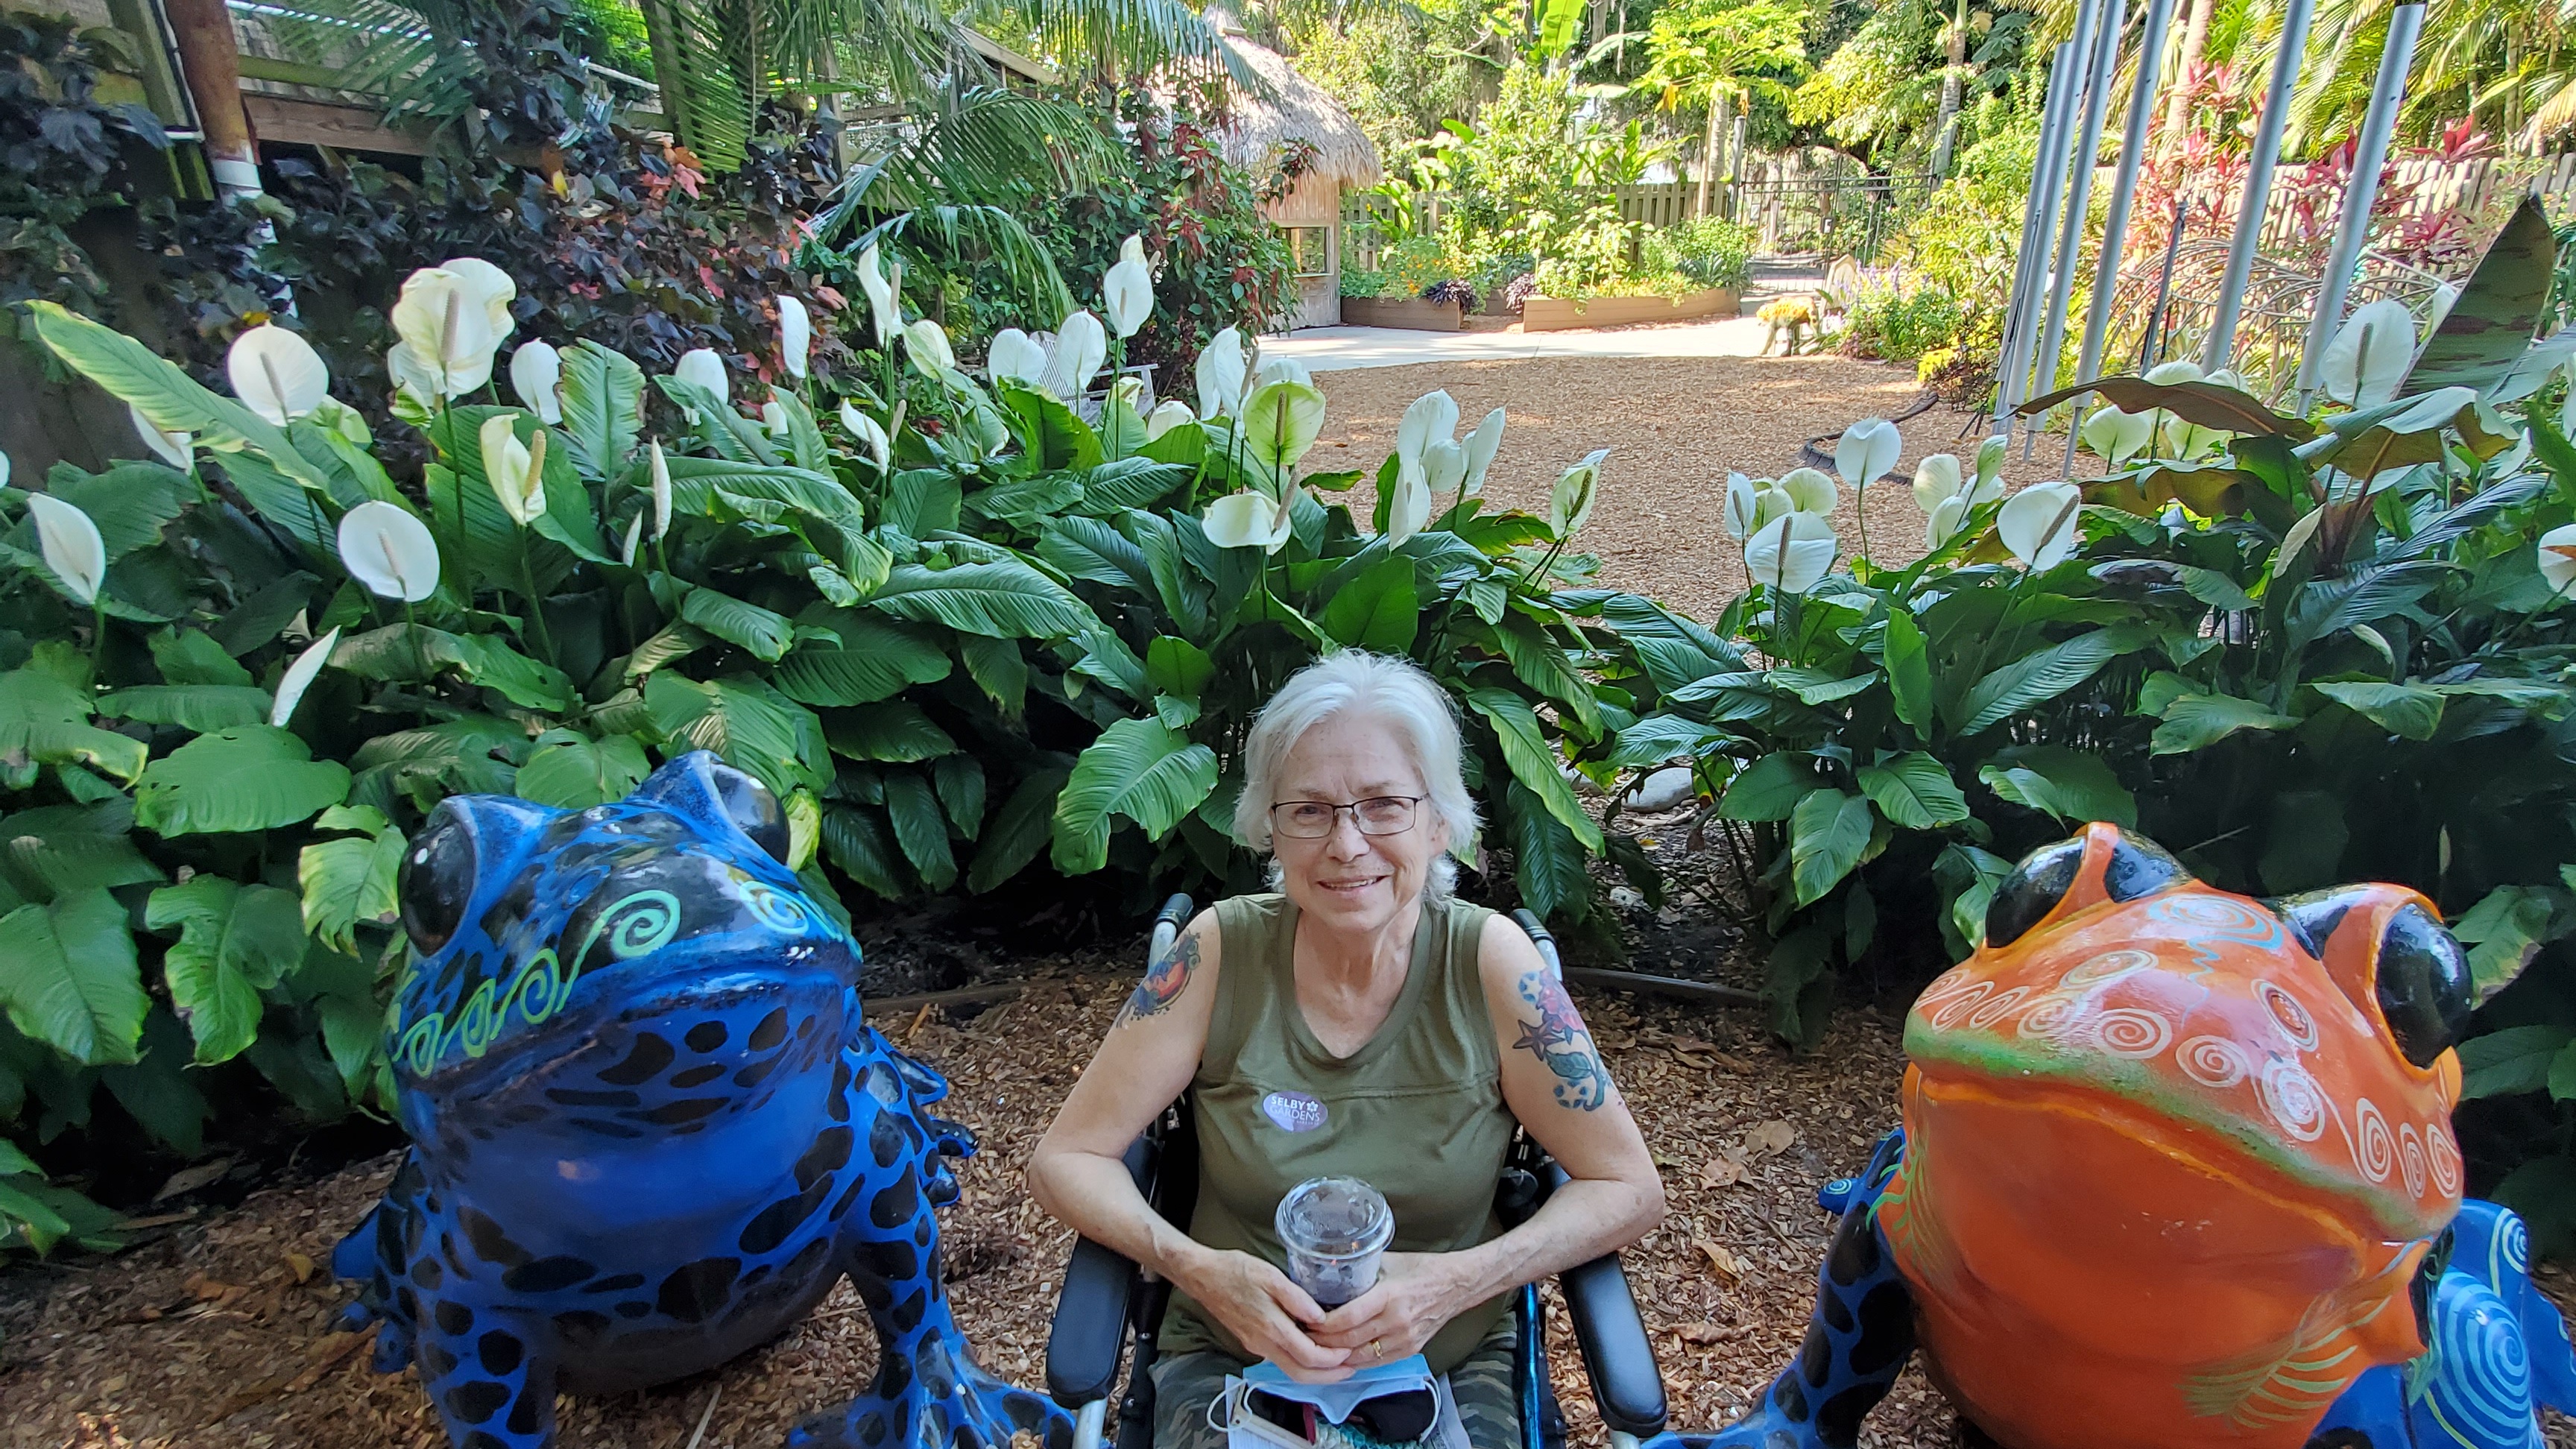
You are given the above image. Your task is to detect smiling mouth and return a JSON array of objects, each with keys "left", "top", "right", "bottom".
[{"left": 1317, "top": 875, "right": 1389, "bottom": 894}]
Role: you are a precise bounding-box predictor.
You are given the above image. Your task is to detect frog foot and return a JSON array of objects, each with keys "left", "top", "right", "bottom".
[{"left": 784, "top": 1346, "right": 1071, "bottom": 1449}]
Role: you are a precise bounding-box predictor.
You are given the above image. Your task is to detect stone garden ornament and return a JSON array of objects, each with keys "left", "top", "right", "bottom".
[
  {"left": 1647, "top": 824, "right": 2576, "bottom": 1449},
  {"left": 332, "top": 752, "right": 1066, "bottom": 1449}
]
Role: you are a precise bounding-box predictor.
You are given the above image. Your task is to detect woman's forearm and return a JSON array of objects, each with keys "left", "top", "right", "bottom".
[
  {"left": 1028, "top": 1148, "right": 1213, "bottom": 1288},
  {"left": 1442, "top": 1173, "right": 1664, "bottom": 1308}
]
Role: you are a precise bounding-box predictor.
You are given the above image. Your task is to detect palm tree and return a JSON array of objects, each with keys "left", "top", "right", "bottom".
[{"left": 1640, "top": 0, "right": 1808, "bottom": 213}]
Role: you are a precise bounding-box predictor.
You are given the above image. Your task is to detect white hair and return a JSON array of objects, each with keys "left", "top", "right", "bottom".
[{"left": 1233, "top": 651, "right": 1480, "bottom": 898}]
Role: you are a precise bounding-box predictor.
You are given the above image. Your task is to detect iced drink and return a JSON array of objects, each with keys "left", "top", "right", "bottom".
[{"left": 1273, "top": 1176, "right": 1394, "bottom": 1307}]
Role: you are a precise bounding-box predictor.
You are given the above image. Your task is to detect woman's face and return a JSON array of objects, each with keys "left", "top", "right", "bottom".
[{"left": 1271, "top": 712, "right": 1450, "bottom": 937}]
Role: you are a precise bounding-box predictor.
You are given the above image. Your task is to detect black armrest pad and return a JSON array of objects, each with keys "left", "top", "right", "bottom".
[
  {"left": 1046, "top": 1235, "right": 1139, "bottom": 1404},
  {"left": 1560, "top": 1253, "right": 1667, "bottom": 1436}
]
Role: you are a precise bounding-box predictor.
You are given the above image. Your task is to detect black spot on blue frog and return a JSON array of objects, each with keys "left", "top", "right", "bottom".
[{"left": 331, "top": 751, "right": 1069, "bottom": 1449}]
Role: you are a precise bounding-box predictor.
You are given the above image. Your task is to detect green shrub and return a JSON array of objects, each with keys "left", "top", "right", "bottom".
[
  {"left": 1375, "top": 237, "right": 1458, "bottom": 297},
  {"left": 1837, "top": 279, "right": 1966, "bottom": 363},
  {"left": 1657, "top": 218, "right": 1755, "bottom": 291}
]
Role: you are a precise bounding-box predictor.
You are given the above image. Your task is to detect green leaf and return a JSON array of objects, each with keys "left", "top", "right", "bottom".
[
  {"left": 2312, "top": 681, "right": 2444, "bottom": 741},
  {"left": 2453, "top": 884, "right": 2559, "bottom": 1001},
  {"left": 1717, "top": 752, "right": 1810, "bottom": 821},
  {"left": 0, "top": 669, "right": 147, "bottom": 783},
  {"left": 298, "top": 824, "right": 404, "bottom": 953},
  {"left": 968, "top": 767, "right": 1066, "bottom": 893},
  {"left": 2150, "top": 692, "right": 2299, "bottom": 754},
  {"left": 0, "top": 802, "right": 162, "bottom": 903},
  {"left": 329, "top": 625, "right": 576, "bottom": 713},
  {"left": 934, "top": 754, "right": 987, "bottom": 838},
  {"left": 998, "top": 379, "right": 1106, "bottom": 471},
  {"left": 883, "top": 770, "right": 957, "bottom": 890},
  {"left": 1955, "top": 630, "right": 2141, "bottom": 736},
  {"left": 1319, "top": 554, "right": 1420, "bottom": 652},
  {"left": 826, "top": 702, "right": 958, "bottom": 762},
  {"left": 1040, "top": 514, "right": 1158, "bottom": 595},
  {"left": 2459, "top": 1023, "right": 2573, "bottom": 1099},
  {"left": 1790, "top": 789, "right": 1873, "bottom": 906},
  {"left": 681, "top": 587, "right": 795, "bottom": 662},
  {"left": 1494, "top": 616, "right": 1599, "bottom": 733},
  {"left": 1765, "top": 924, "right": 1840, "bottom": 1050},
  {"left": 1606, "top": 714, "right": 1724, "bottom": 768},
  {"left": 771, "top": 612, "right": 950, "bottom": 707},
  {"left": 1145, "top": 636, "right": 1215, "bottom": 701},
  {"left": 95, "top": 684, "right": 271, "bottom": 732},
  {"left": 1976, "top": 744, "right": 2137, "bottom": 827},
  {"left": 515, "top": 733, "right": 651, "bottom": 809},
  {"left": 1464, "top": 688, "right": 1602, "bottom": 852},
  {"left": 1052, "top": 718, "right": 1220, "bottom": 874},
  {"left": 0, "top": 889, "right": 145, "bottom": 1064},
  {"left": 151, "top": 629, "right": 255, "bottom": 686},
  {"left": 1934, "top": 842, "right": 2014, "bottom": 958},
  {"left": 145, "top": 877, "right": 302, "bottom": 1063},
  {"left": 868, "top": 561, "right": 1091, "bottom": 639},
  {"left": 2019, "top": 373, "right": 2316, "bottom": 441},
  {"left": 765, "top": 392, "right": 833, "bottom": 473},
  {"left": 2257, "top": 790, "right": 2349, "bottom": 894},
  {"left": 24, "top": 302, "right": 336, "bottom": 490},
  {"left": 2402, "top": 197, "right": 2551, "bottom": 397},
  {"left": 886, "top": 470, "right": 965, "bottom": 537},
  {"left": 1080, "top": 457, "right": 1193, "bottom": 514},
  {"left": 1857, "top": 753, "right": 1969, "bottom": 830},
  {"left": 558, "top": 340, "right": 645, "bottom": 482},
  {"left": 1883, "top": 610, "right": 1933, "bottom": 730},
  {"left": 0, "top": 1140, "right": 36, "bottom": 1177},
  {"left": 1508, "top": 780, "right": 1591, "bottom": 921},
  {"left": 1771, "top": 668, "right": 1878, "bottom": 706},
  {"left": 1070, "top": 626, "right": 1149, "bottom": 700},
  {"left": 822, "top": 805, "right": 906, "bottom": 899},
  {"left": 958, "top": 634, "right": 1029, "bottom": 716},
  {"left": 645, "top": 674, "right": 821, "bottom": 800},
  {"left": 45, "top": 461, "right": 193, "bottom": 561},
  {"left": 134, "top": 727, "right": 350, "bottom": 836}
]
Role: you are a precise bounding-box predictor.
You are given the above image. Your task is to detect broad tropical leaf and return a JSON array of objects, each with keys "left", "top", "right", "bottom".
[
  {"left": 145, "top": 877, "right": 304, "bottom": 1063},
  {"left": 0, "top": 669, "right": 147, "bottom": 783},
  {"left": 1465, "top": 687, "right": 1602, "bottom": 852},
  {"left": 134, "top": 727, "right": 350, "bottom": 836},
  {"left": 645, "top": 674, "right": 822, "bottom": 799},
  {"left": 1856, "top": 752, "right": 1969, "bottom": 829},
  {"left": 1052, "top": 718, "right": 1219, "bottom": 874},
  {"left": 868, "top": 561, "right": 1091, "bottom": 638},
  {"left": 298, "top": 810, "right": 405, "bottom": 953},
  {"left": 558, "top": 340, "right": 645, "bottom": 482},
  {"left": 515, "top": 733, "right": 654, "bottom": 809},
  {"left": 681, "top": 587, "right": 795, "bottom": 661},
  {"left": 883, "top": 769, "right": 957, "bottom": 890},
  {"left": 0, "top": 888, "right": 146, "bottom": 1064},
  {"left": 825, "top": 702, "right": 958, "bottom": 762},
  {"left": 1318, "top": 554, "right": 1418, "bottom": 652},
  {"left": 1954, "top": 629, "right": 2144, "bottom": 736},
  {"left": 772, "top": 612, "right": 951, "bottom": 707},
  {"left": 969, "top": 767, "right": 1067, "bottom": 892},
  {"left": 1977, "top": 744, "right": 2137, "bottom": 827},
  {"left": 2403, "top": 197, "right": 2551, "bottom": 397},
  {"left": 1789, "top": 789, "right": 1874, "bottom": 906}
]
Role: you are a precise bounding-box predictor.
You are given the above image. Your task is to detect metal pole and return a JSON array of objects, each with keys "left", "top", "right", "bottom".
[
  {"left": 2291, "top": 1, "right": 2424, "bottom": 410},
  {"left": 1992, "top": 39, "right": 2086, "bottom": 438},
  {"left": 2029, "top": 0, "right": 2127, "bottom": 460},
  {"left": 2063, "top": 0, "right": 2179, "bottom": 473},
  {"left": 2201, "top": 0, "right": 2317, "bottom": 372}
]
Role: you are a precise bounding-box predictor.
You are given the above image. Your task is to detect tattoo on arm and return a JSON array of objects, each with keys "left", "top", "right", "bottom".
[
  {"left": 1512, "top": 971, "right": 1611, "bottom": 1111},
  {"left": 1120, "top": 929, "right": 1201, "bottom": 1024}
]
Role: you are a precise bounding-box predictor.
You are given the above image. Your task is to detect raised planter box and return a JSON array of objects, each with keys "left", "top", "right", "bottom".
[
  {"left": 1519, "top": 286, "right": 1741, "bottom": 332},
  {"left": 1342, "top": 295, "right": 1466, "bottom": 331}
]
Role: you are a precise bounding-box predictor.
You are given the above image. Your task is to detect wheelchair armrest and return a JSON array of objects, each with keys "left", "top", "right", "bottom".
[
  {"left": 1046, "top": 1234, "right": 1140, "bottom": 1405},
  {"left": 1559, "top": 1251, "right": 1667, "bottom": 1437}
]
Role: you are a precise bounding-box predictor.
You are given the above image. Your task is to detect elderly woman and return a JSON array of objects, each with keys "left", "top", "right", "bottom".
[{"left": 1029, "top": 652, "right": 1664, "bottom": 1449}]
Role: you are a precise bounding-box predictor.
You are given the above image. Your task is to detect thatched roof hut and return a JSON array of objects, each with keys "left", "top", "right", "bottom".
[{"left": 1204, "top": 11, "right": 1382, "bottom": 329}]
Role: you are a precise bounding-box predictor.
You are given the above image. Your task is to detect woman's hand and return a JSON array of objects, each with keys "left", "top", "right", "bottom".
[
  {"left": 1176, "top": 1248, "right": 1355, "bottom": 1383},
  {"left": 1308, "top": 1252, "right": 1473, "bottom": 1367}
]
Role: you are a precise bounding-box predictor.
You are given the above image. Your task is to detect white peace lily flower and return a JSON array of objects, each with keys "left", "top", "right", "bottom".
[
  {"left": 1723, "top": 472, "right": 1763, "bottom": 539},
  {"left": 2080, "top": 404, "right": 2155, "bottom": 467},
  {"left": 1196, "top": 328, "right": 1248, "bottom": 418},
  {"left": 1779, "top": 466, "right": 1837, "bottom": 517},
  {"left": 2162, "top": 411, "right": 2229, "bottom": 460},
  {"left": 839, "top": 402, "right": 890, "bottom": 470},
  {"left": 1548, "top": 449, "right": 1609, "bottom": 538},
  {"left": 509, "top": 341, "right": 563, "bottom": 425},
  {"left": 857, "top": 244, "right": 903, "bottom": 344},
  {"left": 1835, "top": 417, "right": 1901, "bottom": 488},
  {"left": 1974, "top": 433, "right": 2008, "bottom": 487},
  {"left": 1754, "top": 484, "right": 1794, "bottom": 530},
  {"left": 620, "top": 513, "right": 643, "bottom": 566},
  {"left": 988, "top": 328, "right": 1048, "bottom": 388},
  {"left": 25, "top": 493, "right": 105, "bottom": 605},
  {"left": 436, "top": 257, "right": 517, "bottom": 340},
  {"left": 1998, "top": 481, "right": 2083, "bottom": 569},
  {"left": 2542, "top": 523, "right": 2576, "bottom": 595},
  {"left": 1424, "top": 438, "right": 1467, "bottom": 502},
  {"left": 2143, "top": 359, "right": 2206, "bottom": 385},
  {"left": 1043, "top": 311, "right": 1109, "bottom": 399},
  {"left": 1109, "top": 375, "right": 1146, "bottom": 413},
  {"left": 2562, "top": 359, "right": 2576, "bottom": 438},
  {"left": 649, "top": 441, "right": 672, "bottom": 540},
  {"left": 1, "top": 452, "right": 8, "bottom": 488},
  {"left": 479, "top": 414, "right": 547, "bottom": 526},
  {"left": 1744, "top": 512, "right": 1837, "bottom": 593},
  {"left": 269, "top": 627, "right": 340, "bottom": 728},
  {"left": 336, "top": 500, "right": 441, "bottom": 603},
  {"left": 777, "top": 296, "right": 812, "bottom": 379},
  {"left": 127, "top": 403, "right": 192, "bottom": 470},
  {"left": 761, "top": 399, "right": 789, "bottom": 438},
  {"left": 1462, "top": 408, "right": 1506, "bottom": 494},
  {"left": 905, "top": 319, "right": 956, "bottom": 379},
  {"left": 1202, "top": 489, "right": 1295, "bottom": 552},
  {"left": 1387, "top": 464, "right": 1435, "bottom": 543},
  {"left": 1927, "top": 494, "right": 1969, "bottom": 549},
  {"left": 390, "top": 268, "right": 499, "bottom": 400},
  {"left": 1396, "top": 390, "right": 1461, "bottom": 483},
  {"left": 1254, "top": 355, "right": 1312, "bottom": 389},
  {"left": 1910, "top": 454, "right": 1962, "bottom": 514},
  {"left": 2426, "top": 281, "right": 2460, "bottom": 335},
  {"left": 2320, "top": 299, "right": 2416, "bottom": 408},
  {"left": 1102, "top": 234, "right": 1154, "bottom": 339},
  {"left": 672, "top": 347, "right": 728, "bottom": 405},
  {"left": 228, "top": 324, "right": 331, "bottom": 424},
  {"left": 1239, "top": 379, "right": 1328, "bottom": 473},
  {"left": 1146, "top": 400, "right": 1196, "bottom": 441}
]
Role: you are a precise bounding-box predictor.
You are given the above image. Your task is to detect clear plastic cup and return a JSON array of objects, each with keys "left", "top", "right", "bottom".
[{"left": 1274, "top": 1176, "right": 1394, "bottom": 1307}]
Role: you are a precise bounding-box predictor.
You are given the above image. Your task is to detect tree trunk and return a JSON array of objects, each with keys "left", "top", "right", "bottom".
[
  {"left": 1697, "top": 89, "right": 1727, "bottom": 217},
  {"left": 2162, "top": 0, "right": 2212, "bottom": 154},
  {"left": 1930, "top": 0, "right": 1969, "bottom": 175}
]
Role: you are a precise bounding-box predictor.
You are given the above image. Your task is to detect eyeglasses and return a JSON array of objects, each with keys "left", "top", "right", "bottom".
[{"left": 1269, "top": 796, "right": 1424, "bottom": 839}]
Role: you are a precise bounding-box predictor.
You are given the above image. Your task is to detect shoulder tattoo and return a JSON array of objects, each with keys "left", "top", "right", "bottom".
[
  {"left": 1512, "top": 970, "right": 1611, "bottom": 1111},
  {"left": 1120, "top": 927, "right": 1201, "bottom": 1024}
]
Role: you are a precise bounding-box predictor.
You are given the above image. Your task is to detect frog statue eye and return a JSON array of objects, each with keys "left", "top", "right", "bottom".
[
  {"left": 400, "top": 804, "right": 477, "bottom": 953},
  {"left": 707, "top": 762, "right": 789, "bottom": 864},
  {"left": 2372, "top": 902, "right": 2472, "bottom": 1070},
  {"left": 1985, "top": 829, "right": 2189, "bottom": 951}
]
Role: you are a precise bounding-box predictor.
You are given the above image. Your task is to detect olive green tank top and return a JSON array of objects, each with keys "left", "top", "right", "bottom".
[{"left": 1158, "top": 893, "right": 1518, "bottom": 1374}]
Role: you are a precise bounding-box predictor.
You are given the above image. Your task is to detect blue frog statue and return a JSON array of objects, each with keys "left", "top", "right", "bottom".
[{"left": 332, "top": 751, "right": 1069, "bottom": 1449}]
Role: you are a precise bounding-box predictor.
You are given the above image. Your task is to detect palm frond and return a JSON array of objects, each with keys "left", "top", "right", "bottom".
[
  {"left": 971, "top": 0, "right": 1259, "bottom": 90},
  {"left": 824, "top": 83, "right": 1123, "bottom": 215},
  {"left": 636, "top": 0, "right": 754, "bottom": 168},
  {"left": 846, "top": 203, "right": 1081, "bottom": 320}
]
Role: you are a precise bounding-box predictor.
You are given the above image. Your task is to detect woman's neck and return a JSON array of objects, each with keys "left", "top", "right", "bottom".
[{"left": 1296, "top": 894, "right": 1427, "bottom": 994}]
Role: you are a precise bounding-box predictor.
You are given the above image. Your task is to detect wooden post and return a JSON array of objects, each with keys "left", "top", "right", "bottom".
[{"left": 160, "top": 0, "right": 260, "bottom": 197}]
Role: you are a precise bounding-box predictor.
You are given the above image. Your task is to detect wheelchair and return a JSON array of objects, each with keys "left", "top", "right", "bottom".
[{"left": 1042, "top": 895, "right": 1672, "bottom": 1449}]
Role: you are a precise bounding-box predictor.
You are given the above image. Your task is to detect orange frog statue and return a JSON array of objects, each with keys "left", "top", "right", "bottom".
[{"left": 1641, "top": 824, "right": 2576, "bottom": 1449}]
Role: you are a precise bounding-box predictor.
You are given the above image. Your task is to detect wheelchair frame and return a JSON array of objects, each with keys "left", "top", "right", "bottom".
[{"left": 1041, "top": 895, "right": 1670, "bottom": 1449}]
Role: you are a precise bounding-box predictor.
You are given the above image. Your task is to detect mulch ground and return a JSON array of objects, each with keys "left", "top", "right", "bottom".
[{"left": 1300, "top": 353, "right": 1998, "bottom": 624}]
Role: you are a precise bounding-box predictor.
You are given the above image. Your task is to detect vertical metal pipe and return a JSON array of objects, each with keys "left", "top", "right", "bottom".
[
  {"left": 2200, "top": 0, "right": 2317, "bottom": 371},
  {"left": 2029, "top": 0, "right": 2128, "bottom": 459},
  {"left": 2291, "top": 2, "right": 2424, "bottom": 409},
  {"left": 1992, "top": 39, "right": 2085, "bottom": 438},
  {"left": 2062, "top": 0, "right": 2180, "bottom": 472}
]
